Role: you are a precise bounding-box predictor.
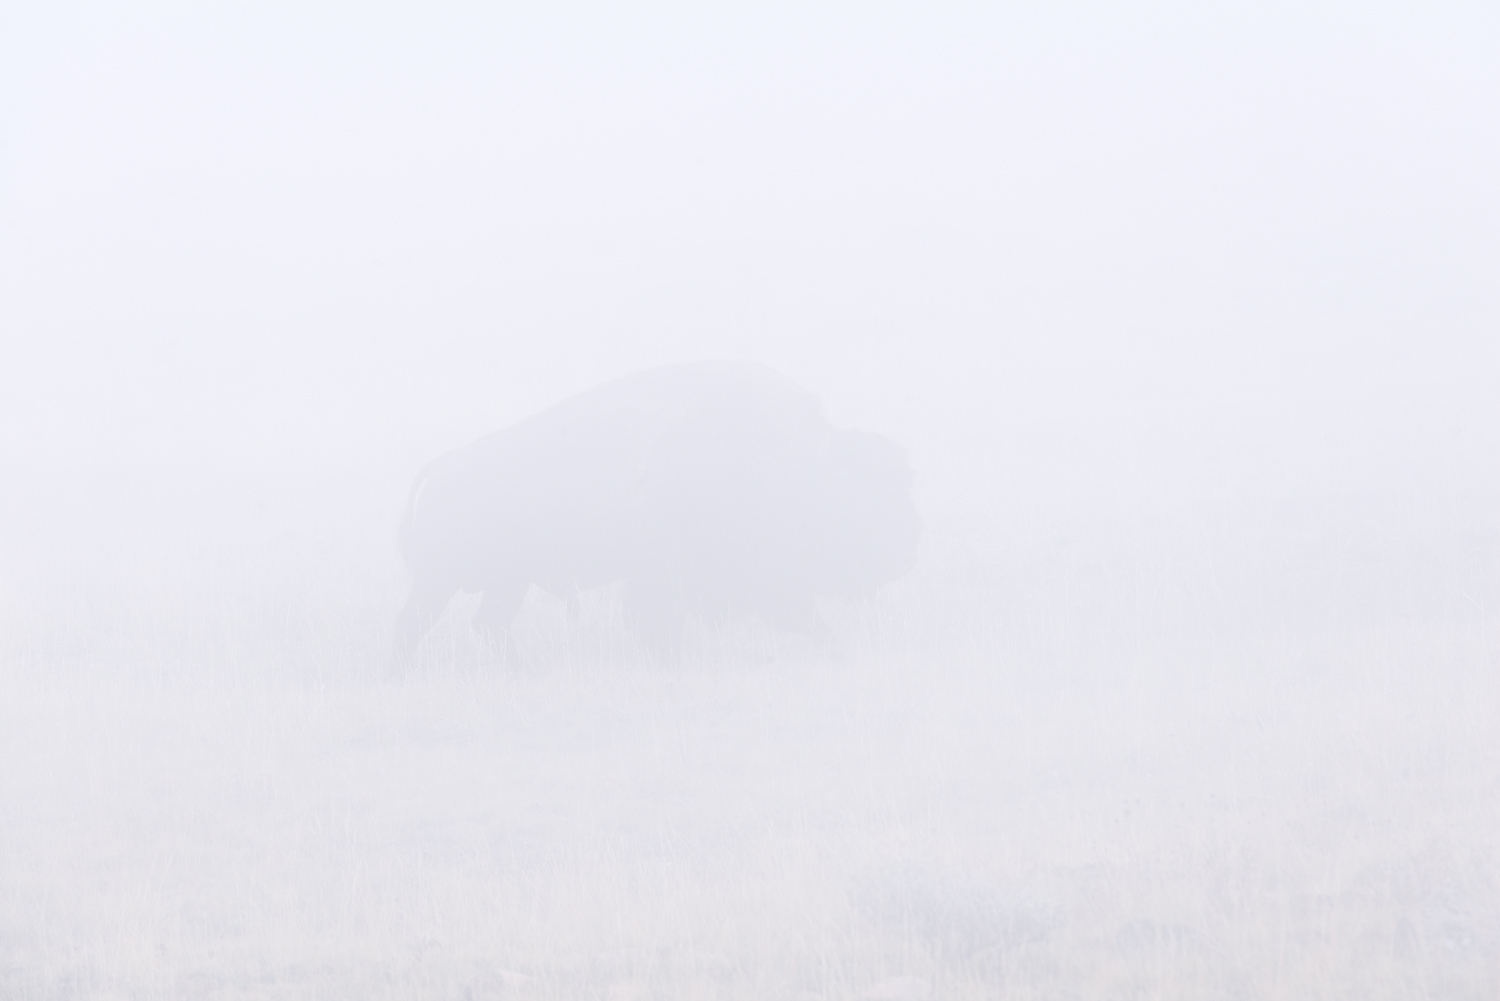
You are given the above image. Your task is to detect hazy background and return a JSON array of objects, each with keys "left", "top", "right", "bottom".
[
  {"left": 2, "top": 2, "right": 1497, "bottom": 998},
  {"left": 2, "top": 2, "right": 1496, "bottom": 646}
]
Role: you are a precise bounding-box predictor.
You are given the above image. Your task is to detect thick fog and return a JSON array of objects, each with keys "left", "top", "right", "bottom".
[{"left": 2, "top": 4, "right": 1497, "bottom": 998}]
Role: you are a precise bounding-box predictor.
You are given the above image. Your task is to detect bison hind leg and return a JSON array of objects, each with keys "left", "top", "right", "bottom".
[
  {"left": 623, "top": 581, "right": 687, "bottom": 664},
  {"left": 763, "top": 590, "right": 827, "bottom": 638},
  {"left": 393, "top": 580, "right": 457, "bottom": 673},
  {"left": 472, "top": 582, "right": 528, "bottom": 665},
  {"left": 758, "top": 590, "right": 840, "bottom": 661}
]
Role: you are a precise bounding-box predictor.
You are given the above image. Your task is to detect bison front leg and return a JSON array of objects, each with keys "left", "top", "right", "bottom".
[{"left": 472, "top": 583, "right": 528, "bottom": 665}]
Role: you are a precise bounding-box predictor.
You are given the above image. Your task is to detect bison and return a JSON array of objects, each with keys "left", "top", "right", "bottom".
[{"left": 394, "top": 360, "right": 919, "bottom": 663}]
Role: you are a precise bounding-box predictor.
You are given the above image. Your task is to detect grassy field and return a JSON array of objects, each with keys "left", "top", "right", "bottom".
[{"left": 3, "top": 576, "right": 1497, "bottom": 1000}]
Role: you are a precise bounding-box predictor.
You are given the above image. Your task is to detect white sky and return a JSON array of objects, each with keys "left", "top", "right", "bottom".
[{"left": 1, "top": 2, "right": 1496, "bottom": 565}]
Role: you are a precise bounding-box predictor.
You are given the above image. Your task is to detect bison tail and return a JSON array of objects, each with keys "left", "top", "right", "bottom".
[{"left": 397, "top": 458, "right": 437, "bottom": 573}]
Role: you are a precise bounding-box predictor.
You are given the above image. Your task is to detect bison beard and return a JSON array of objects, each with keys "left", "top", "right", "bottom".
[{"left": 394, "top": 361, "right": 919, "bottom": 666}]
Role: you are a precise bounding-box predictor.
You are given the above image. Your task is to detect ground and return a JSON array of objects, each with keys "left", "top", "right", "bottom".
[{"left": 3, "top": 590, "right": 1497, "bottom": 1000}]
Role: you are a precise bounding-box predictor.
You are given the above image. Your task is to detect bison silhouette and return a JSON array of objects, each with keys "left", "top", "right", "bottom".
[{"left": 394, "top": 361, "right": 919, "bottom": 663}]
